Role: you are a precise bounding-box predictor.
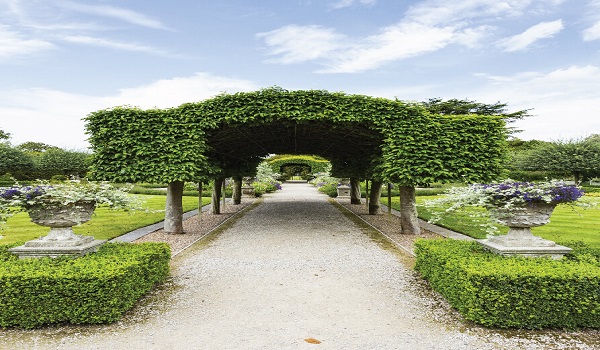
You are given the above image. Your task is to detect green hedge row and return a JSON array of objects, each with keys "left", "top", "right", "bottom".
[
  {"left": 414, "top": 239, "right": 600, "bottom": 329},
  {"left": 0, "top": 242, "right": 170, "bottom": 329}
]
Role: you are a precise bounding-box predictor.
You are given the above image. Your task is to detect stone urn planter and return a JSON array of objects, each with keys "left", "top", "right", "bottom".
[
  {"left": 9, "top": 200, "right": 106, "bottom": 258},
  {"left": 1, "top": 180, "right": 138, "bottom": 258},
  {"left": 425, "top": 180, "right": 584, "bottom": 259},
  {"left": 478, "top": 203, "right": 572, "bottom": 259}
]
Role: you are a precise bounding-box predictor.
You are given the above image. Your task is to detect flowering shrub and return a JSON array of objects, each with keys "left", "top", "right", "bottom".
[
  {"left": 425, "top": 180, "right": 586, "bottom": 234},
  {"left": 0, "top": 180, "right": 140, "bottom": 225}
]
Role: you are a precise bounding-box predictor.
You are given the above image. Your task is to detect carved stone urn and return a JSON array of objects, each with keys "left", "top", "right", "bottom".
[
  {"left": 477, "top": 202, "right": 572, "bottom": 259},
  {"left": 9, "top": 200, "right": 106, "bottom": 259}
]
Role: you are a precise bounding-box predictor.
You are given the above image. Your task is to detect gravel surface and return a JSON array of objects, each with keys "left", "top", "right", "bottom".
[{"left": 0, "top": 182, "right": 598, "bottom": 349}]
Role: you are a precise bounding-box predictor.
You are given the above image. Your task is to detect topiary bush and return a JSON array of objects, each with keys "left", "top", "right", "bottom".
[
  {"left": 414, "top": 239, "right": 600, "bottom": 329},
  {"left": 0, "top": 242, "right": 170, "bottom": 329}
]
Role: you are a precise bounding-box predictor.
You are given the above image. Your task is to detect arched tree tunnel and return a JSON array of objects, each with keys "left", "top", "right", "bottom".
[{"left": 85, "top": 88, "right": 508, "bottom": 236}]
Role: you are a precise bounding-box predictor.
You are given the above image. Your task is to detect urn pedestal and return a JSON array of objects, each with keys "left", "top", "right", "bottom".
[
  {"left": 477, "top": 203, "right": 572, "bottom": 259},
  {"left": 9, "top": 200, "right": 106, "bottom": 259},
  {"left": 336, "top": 185, "right": 351, "bottom": 198}
]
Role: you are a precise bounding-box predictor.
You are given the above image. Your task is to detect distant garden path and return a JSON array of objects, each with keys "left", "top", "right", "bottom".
[{"left": 1, "top": 183, "right": 596, "bottom": 349}]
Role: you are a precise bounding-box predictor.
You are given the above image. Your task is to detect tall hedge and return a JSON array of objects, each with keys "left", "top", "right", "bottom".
[{"left": 85, "top": 88, "right": 507, "bottom": 184}]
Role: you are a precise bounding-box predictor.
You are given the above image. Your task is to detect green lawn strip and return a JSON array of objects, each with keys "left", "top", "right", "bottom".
[
  {"left": 383, "top": 195, "right": 600, "bottom": 248},
  {"left": 0, "top": 195, "right": 210, "bottom": 245}
]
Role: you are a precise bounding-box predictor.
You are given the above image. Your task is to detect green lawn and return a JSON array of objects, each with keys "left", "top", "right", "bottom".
[
  {"left": 384, "top": 195, "right": 600, "bottom": 249},
  {"left": 0, "top": 195, "right": 211, "bottom": 245}
]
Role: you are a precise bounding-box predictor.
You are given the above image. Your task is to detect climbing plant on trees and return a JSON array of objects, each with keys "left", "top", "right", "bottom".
[{"left": 85, "top": 88, "right": 508, "bottom": 234}]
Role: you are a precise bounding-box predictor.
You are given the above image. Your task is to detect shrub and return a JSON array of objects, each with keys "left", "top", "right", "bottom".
[
  {"left": 0, "top": 242, "right": 170, "bottom": 328},
  {"left": 318, "top": 183, "right": 338, "bottom": 197},
  {"left": 414, "top": 239, "right": 600, "bottom": 329}
]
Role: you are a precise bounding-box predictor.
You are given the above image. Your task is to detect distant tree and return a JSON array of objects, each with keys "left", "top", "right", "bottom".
[
  {"left": 0, "top": 129, "right": 10, "bottom": 141},
  {"left": 0, "top": 143, "right": 35, "bottom": 180},
  {"left": 421, "top": 98, "right": 532, "bottom": 122},
  {"left": 16, "top": 142, "right": 59, "bottom": 154},
  {"left": 517, "top": 138, "right": 600, "bottom": 184},
  {"left": 38, "top": 148, "right": 90, "bottom": 178}
]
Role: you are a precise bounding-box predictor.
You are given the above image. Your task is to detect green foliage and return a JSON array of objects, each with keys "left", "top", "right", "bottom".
[
  {"left": 317, "top": 183, "right": 339, "bottom": 197},
  {"left": 0, "top": 242, "right": 170, "bottom": 328},
  {"left": 517, "top": 138, "right": 600, "bottom": 183},
  {"left": 414, "top": 239, "right": 600, "bottom": 329},
  {"left": 266, "top": 154, "right": 330, "bottom": 180},
  {"left": 37, "top": 148, "right": 90, "bottom": 178},
  {"left": 85, "top": 106, "right": 214, "bottom": 183},
  {"left": 0, "top": 144, "right": 35, "bottom": 180},
  {"left": 0, "top": 129, "right": 10, "bottom": 141},
  {"left": 86, "top": 89, "right": 508, "bottom": 187}
]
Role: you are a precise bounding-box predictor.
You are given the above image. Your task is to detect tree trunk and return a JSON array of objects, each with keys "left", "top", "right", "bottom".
[
  {"left": 574, "top": 171, "right": 582, "bottom": 185},
  {"left": 350, "top": 177, "right": 361, "bottom": 204},
  {"left": 212, "top": 177, "right": 224, "bottom": 214},
  {"left": 164, "top": 181, "right": 184, "bottom": 234},
  {"left": 368, "top": 180, "right": 383, "bottom": 215},
  {"left": 232, "top": 176, "right": 242, "bottom": 205},
  {"left": 399, "top": 186, "right": 420, "bottom": 234}
]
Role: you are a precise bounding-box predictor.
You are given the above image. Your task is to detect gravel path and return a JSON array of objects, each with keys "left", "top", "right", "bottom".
[{"left": 1, "top": 182, "right": 598, "bottom": 349}]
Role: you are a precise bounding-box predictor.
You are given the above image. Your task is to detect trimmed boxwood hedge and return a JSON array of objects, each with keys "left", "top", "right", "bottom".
[
  {"left": 0, "top": 242, "right": 170, "bottom": 329},
  {"left": 414, "top": 239, "right": 600, "bottom": 329}
]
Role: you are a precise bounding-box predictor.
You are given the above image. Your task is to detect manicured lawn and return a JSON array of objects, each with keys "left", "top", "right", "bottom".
[
  {"left": 384, "top": 195, "right": 600, "bottom": 249},
  {"left": 0, "top": 195, "right": 210, "bottom": 245}
]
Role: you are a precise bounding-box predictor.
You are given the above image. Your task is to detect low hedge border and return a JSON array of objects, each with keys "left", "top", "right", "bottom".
[
  {"left": 0, "top": 242, "right": 170, "bottom": 329},
  {"left": 414, "top": 239, "right": 600, "bottom": 329}
]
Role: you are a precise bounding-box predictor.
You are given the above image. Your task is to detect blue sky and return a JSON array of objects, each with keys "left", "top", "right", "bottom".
[{"left": 1, "top": 0, "right": 599, "bottom": 150}]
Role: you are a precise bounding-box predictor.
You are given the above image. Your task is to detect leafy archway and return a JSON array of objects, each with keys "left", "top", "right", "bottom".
[
  {"left": 85, "top": 88, "right": 507, "bottom": 234},
  {"left": 265, "top": 154, "right": 331, "bottom": 180}
]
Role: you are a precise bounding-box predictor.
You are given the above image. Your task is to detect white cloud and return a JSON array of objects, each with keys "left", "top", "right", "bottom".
[
  {"left": 0, "top": 73, "right": 259, "bottom": 149},
  {"left": 467, "top": 65, "right": 600, "bottom": 141},
  {"left": 497, "top": 19, "right": 564, "bottom": 51},
  {"left": 257, "top": 25, "right": 345, "bottom": 64},
  {"left": 321, "top": 22, "right": 457, "bottom": 73},
  {"left": 583, "top": 21, "right": 600, "bottom": 41},
  {"left": 0, "top": 25, "right": 54, "bottom": 59}
]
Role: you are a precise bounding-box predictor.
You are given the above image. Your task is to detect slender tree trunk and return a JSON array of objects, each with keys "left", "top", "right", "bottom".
[
  {"left": 350, "top": 177, "right": 361, "bottom": 204},
  {"left": 232, "top": 176, "right": 242, "bottom": 205},
  {"left": 574, "top": 171, "right": 582, "bottom": 185},
  {"left": 164, "top": 181, "right": 184, "bottom": 234},
  {"left": 197, "top": 182, "right": 203, "bottom": 223},
  {"left": 368, "top": 180, "right": 383, "bottom": 215},
  {"left": 212, "top": 177, "right": 224, "bottom": 214},
  {"left": 399, "top": 186, "right": 420, "bottom": 235}
]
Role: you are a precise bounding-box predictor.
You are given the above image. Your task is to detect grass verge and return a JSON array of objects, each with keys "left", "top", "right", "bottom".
[{"left": 0, "top": 195, "right": 210, "bottom": 245}]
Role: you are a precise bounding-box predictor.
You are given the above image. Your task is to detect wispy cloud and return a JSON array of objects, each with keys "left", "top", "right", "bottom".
[
  {"left": 497, "top": 19, "right": 564, "bottom": 52},
  {"left": 330, "top": 0, "right": 376, "bottom": 10},
  {"left": 60, "top": 35, "right": 171, "bottom": 56},
  {"left": 583, "top": 22, "right": 600, "bottom": 41},
  {"left": 0, "top": 24, "right": 54, "bottom": 60},
  {"left": 60, "top": 1, "right": 171, "bottom": 30},
  {"left": 258, "top": 0, "right": 568, "bottom": 73}
]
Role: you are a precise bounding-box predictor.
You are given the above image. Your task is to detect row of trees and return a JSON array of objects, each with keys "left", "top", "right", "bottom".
[
  {"left": 0, "top": 133, "right": 90, "bottom": 181},
  {"left": 507, "top": 135, "right": 600, "bottom": 184}
]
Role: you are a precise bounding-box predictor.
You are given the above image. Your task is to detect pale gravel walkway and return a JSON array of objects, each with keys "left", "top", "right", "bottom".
[{"left": 1, "top": 183, "right": 597, "bottom": 349}]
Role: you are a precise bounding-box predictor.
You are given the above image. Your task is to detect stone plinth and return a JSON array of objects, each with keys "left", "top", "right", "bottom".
[
  {"left": 241, "top": 186, "right": 255, "bottom": 198},
  {"left": 337, "top": 185, "right": 350, "bottom": 198},
  {"left": 9, "top": 236, "right": 106, "bottom": 259},
  {"left": 477, "top": 238, "right": 572, "bottom": 260}
]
